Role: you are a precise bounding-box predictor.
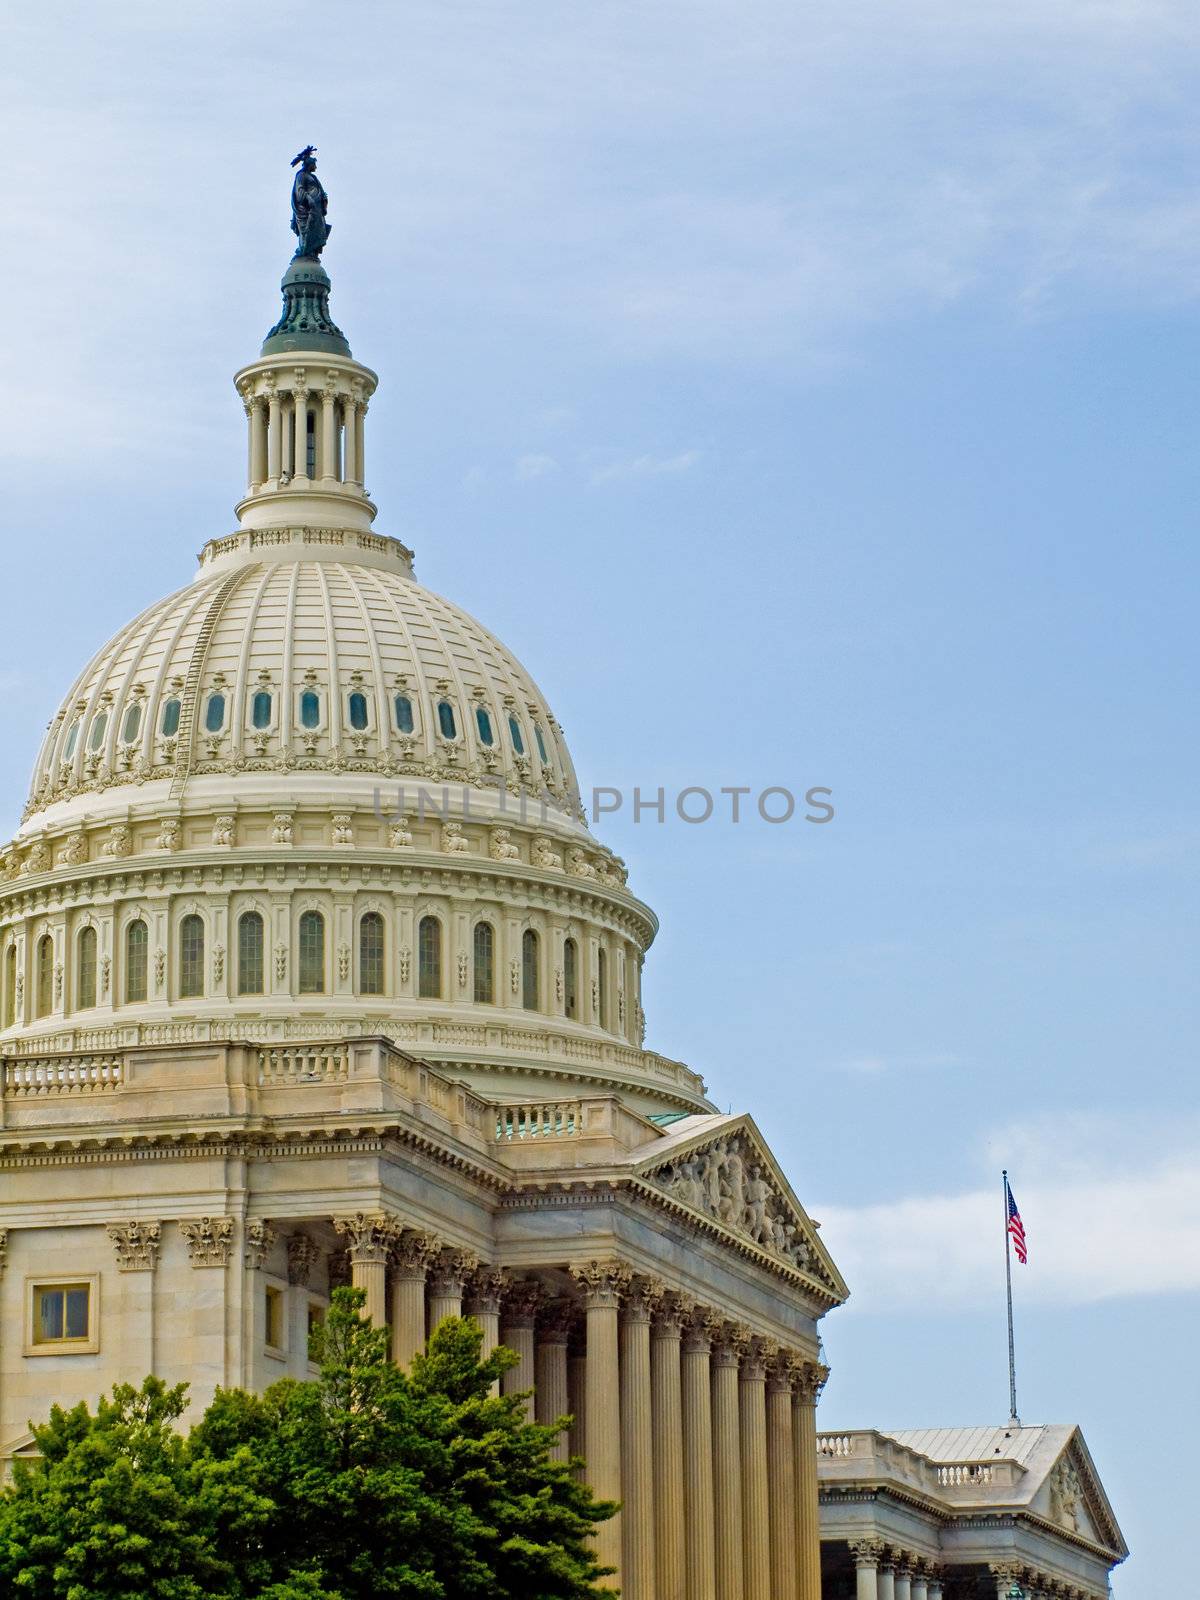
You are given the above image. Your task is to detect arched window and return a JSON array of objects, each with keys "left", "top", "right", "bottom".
[
  {"left": 394, "top": 694, "right": 414, "bottom": 734},
  {"left": 418, "top": 915, "right": 442, "bottom": 998},
  {"left": 563, "top": 937, "right": 578, "bottom": 1020},
  {"left": 3, "top": 944, "right": 15, "bottom": 1027},
  {"left": 473, "top": 922, "right": 494, "bottom": 1004},
  {"left": 305, "top": 410, "right": 317, "bottom": 478},
  {"left": 251, "top": 691, "right": 272, "bottom": 730},
  {"left": 125, "top": 920, "right": 148, "bottom": 1003},
  {"left": 508, "top": 716, "right": 525, "bottom": 755},
  {"left": 348, "top": 692, "right": 369, "bottom": 732},
  {"left": 121, "top": 703, "right": 142, "bottom": 744},
  {"left": 77, "top": 927, "right": 97, "bottom": 1010},
  {"left": 161, "top": 699, "right": 181, "bottom": 738},
  {"left": 298, "top": 911, "right": 325, "bottom": 994},
  {"left": 237, "top": 911, "right": 264, "bottom": 996},
  {"left": 88, "top": 713, "right": 108, "bottom": 751},
  {"left": 522, "top": 929, "right": 539, "bottom": 1011},
  {"left": 36, "top": 935, "right": 54, "bottom": 1018},
  {"left": 179, "top": 914, "right": 205, "bottom": 998},
  {"left": 437, "top": 701, "right": 457, "bottom": 740},
  {"left": 359, "top": 912, "right": 385, "bottom": 995},
  {"left": 475, "top": 707, "right": 494, "bottom": 746},
  {"left": 534, "top": 724, "right": 550, "bottom": 765},
  {"left": 204, "top": 694, "right": 225, "bottom": 734},
  {"left": 597, "top": 947, "right": 608, "bottom": 1028},
  {"left": 63, "top": 719, "right": 81, "bottom": 760},
  {"left": 300, "top": 690, "right": 321, "bottom": 730}
]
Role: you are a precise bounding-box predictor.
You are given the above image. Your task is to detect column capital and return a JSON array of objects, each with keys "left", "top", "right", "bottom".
[
  {"left": 332, "top": 1211, "right": 402, "bottom": 1266},
  {"left": 766, "top": 1350, "right": 794, "bottom": 1393},
  {"left": 501, "top": 1274, "right": 545, "bottom": 1327},
  {"left": 244, "top": 1219, "right": 276, "bottom": 1270},
  {"left": 286, "top": 1232, "right": 321, "bottom": 1287},
  {"left": 537, "top": 1296, "right": 577, "bottom": 1345},
  {"left": 850, "top": 1539, "right": 884, "bottom": 1570},
  {"left": 622, "top": 1274, "right": 665, "bottom": 1323},
  {"left": 711, "top": 1319, "right": 752, "bottom": 1367},
  {"left": 569, "top": 1258, "right": 631, "bottom": 1308},
  {"left": 428, "top": 1246, "right": 480, "bottom": 1298},
  {"left": 681, "top": 1304, "right": 721, "bottom": 1353},
  {"left": 392, "top": 1228, "right": 441, "bottom": 1277},
  {"left": 463, "top": 1264, "right": 505, "bottom": 1315},
  {"left": 652, "top": 1289, "right": 695, "bottom": 1337},
  {"left": 107, "top": 1220, "right": 161, "bottom": 1272},
  {"left": 791, "top": 1356, "right": 830, "bottom": 1403},
  {"left": 180, "top": 1216, "right": 235, "bottom": 1268}
]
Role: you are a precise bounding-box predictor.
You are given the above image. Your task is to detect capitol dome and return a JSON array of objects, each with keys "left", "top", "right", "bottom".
[{"left": 0, "top": 184, "right": 706, "bottom": 1118}]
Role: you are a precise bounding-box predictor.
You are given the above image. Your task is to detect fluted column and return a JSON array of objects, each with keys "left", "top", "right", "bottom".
[
  {"left": 465, "top": 1265, "right": 504, "bottom": 1390},
  {"left": 266, "top": 388, "right": 282, "bottom": 481},
  {"left": 711, "top": 1324, "right": 747, "bottom": 1600},
  {"left": 739, "top": 1340, "right": 771, "bottom": 1600},
  {"left": 391, "top": 1230, "right": 438, "bottom": 1368},
  {"left": 620, "top": 1277, "right": 662, "bottom": 1600},
  {"left": 428, "top": 1247, "right": 479, "bottom": 1330},
  {"left": 292, "top": 384, "right": 308, "bottom": 480},
  {"left": 652, "top": 1295, "right": 689, "bottom": 1600},
  {"left": 765, "top": 1357, "right": 797, "bottom": 1600},
  {"left": 911, "top": 1567, "right": 929, "bottom": 1600},
  {"left": 792, "top": 1360, "right": 828, "bottom": 1600},
  {"left": 850, "top": 1541, "right": 883, "bottom": 1600},
  {"left": 500, "top": 1277, "right": 543, "bottom": 1416},
  {"left": 568, "top": 1322, "right": 587, "bottom": 1474},
  {"left": 332, "top": 1212, "right": 400, "bottom": 1328},
  {"left": 355, "top": 398, "right": 367, "bottom": 486},
  {"left": 571, "top": 1260, "right": 631, "bottom": 1585},
  {"left": 247, "top": 396, "right": 267, "bottom": 489},
  {"left": 320, "top": 383, "right": 338, "bottom": 482},
  {"left": 895, "top": 1561, "right": 912, "bottom": 1600},
  {"left": 925, "top": 1570, "right": 943, "bottom": 1600},
  {"left": 878, "top": 1553, "right": 896, "bottom": 1600},
  {"left": 536, "top": 1299, "right": 574, "bottom": 1459},
  {"left": 681, "top": 1310, "right": 716, "bottom": 1600},
  {"left": 342, "top": 395, "right": 357, "bottom": 484}
]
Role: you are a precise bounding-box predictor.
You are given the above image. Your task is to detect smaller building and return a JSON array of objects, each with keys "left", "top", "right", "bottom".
[{"left": 818, "top": 1424, "right": 1127, "bottom": 1598}]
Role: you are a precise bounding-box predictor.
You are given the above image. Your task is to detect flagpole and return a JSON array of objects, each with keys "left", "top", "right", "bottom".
[{"left": 1003, "top": 1169, "right": 1019, "bottom": 1426}]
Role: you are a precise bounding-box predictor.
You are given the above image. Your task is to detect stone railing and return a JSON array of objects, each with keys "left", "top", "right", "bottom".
[
  {"left": 817, "top": 1431, "right": 1023, "bottom": 1499},
  {"left": 494, "top": 1102, "right": 581, "bottom": 1141},
  {"left": 258, "top": 1045, "right": 350, "bottom": 1084},
  {"left": 4, "top": 1056, "right": 124, "bottom": 1095},
  {"left": 936, "top": 1461, "right": 995, "bottom": 1486}
]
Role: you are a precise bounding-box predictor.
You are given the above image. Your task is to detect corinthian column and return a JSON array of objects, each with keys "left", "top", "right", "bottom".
[
  {"left": 850, "top": 1540, "right": 883, "bottom": 1600},
  {"left": 711, "top": 1323, "right": 748, "bottom": 1600},
  {"left": 792, "top": 1360, "right": 829, "bottom": 1600},
  {"left": 501, "top": 1277, "right": 543, "bottom": 1416},
  {"left": 536, "top": 1298, "right": 574, "bottom": 1459},
  {"left": 428, "top": 1247, "right": 479, "bottom": 1329},
  {"left": 266, "top": 387, "right": 282, "bottom": 481},
  {"left": 570, "top": 1260, "right": 631, "bottom": 1585},
  {"left": 739, "top": 1339, "right": 771, "bottom": 1600},
  {"left": 332, "top": 1212, "right": 401, "bottom": 1328},
  {"left": 894, "top": 1560, "right": 913, "bottom": 1600},
  {"left": 620, "top": 1277, "right": 662, "bottom": 1600},
  {"left": 320, "top": 383, "right": 338, "bottom": 482},
  {"left": 878, "top": 1553, "right": 896, "bottom": 1600},
  {"left": 292, "top": 383, "right": 308, "bottom": 480},
  {"left": 391, "top": 1230, "right": 438, "bottom": 1368},
  {"left": 681, "top": 1309, "right": 716, "bottom": 1600},
  {"left": 465, "top": 1264, "right": 504, "bottom": 1389},
  {"left": 765, "top": 1356, "right": 797, "bottom": 1600},
  {"left": 652, "top": 1294, "right": 690, "bottom": 1600}
]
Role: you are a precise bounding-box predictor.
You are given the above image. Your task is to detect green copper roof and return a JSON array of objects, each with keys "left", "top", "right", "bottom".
[{"left": 261, "top": 257, "right": 351, "bottom": 358}]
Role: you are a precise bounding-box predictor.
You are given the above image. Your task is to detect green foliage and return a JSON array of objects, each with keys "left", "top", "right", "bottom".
[{"left": 0, "top": 1289, "right": 615, "bottom": 1600}]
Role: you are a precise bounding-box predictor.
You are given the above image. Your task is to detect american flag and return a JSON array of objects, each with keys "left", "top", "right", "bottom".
[{"left": 1006, "top": 1180, "right": 1027, "bottom": 1265}]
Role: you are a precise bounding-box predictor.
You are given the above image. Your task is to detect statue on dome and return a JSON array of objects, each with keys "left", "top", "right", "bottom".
[{"left": 289, "top": 146, "right": 331, "bottom": 260}]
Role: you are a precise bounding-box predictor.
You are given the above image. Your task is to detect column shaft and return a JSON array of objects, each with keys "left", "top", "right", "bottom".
[
  {"left": 855, "top": 1561, "right": 881, "bottom": 1600},
  {"left": 651, "top": 1314, "right": 686, "bottom": 1600},
  {"left": 428, "top": 1285, "right": 463, "bottom": 1326},
  {"left": 739, "top": 1355, "right": 770, "bottom": 1600},
  {"left": 342, "top": 396, "right": 357, "bottom": 483},
  {"left": 895, "top": 1572, "right": 912, "bottom": 1600},
  {"left": 292, "top": 389, "right": 308, "bottom": 480},
  {"left": 390, "top": 1233, "right": 437, "bottom": 1369},
  {"left": 568, "top": 1341, "right": 587, "bottom": 1475},
  {"left": 711, "top": 1334, "right": 745, "bottom": 1600},
  {"left": 766, "top": 1373, "right": 797, "bottom": 1600},
  {"left": 879, "top": 1566, "right": 896, "bottom": 1600},
  {"left": 500, "top": 1321, "right": 536, "bottom": 1412},
  {"left": 571, "top": 1263, "right": 629, "bottom": 1586},
  {"left": 681, "top": 1321, "right": 715, "bottom": 1600},
  {"left": 793, "top": 1365, "right": 827, "bottom": 1600},
  {"left": 355, "top": 401, "right": 366, "bottom": 486},
  {"left": 619, "top": 1291, "right": 657, "bottom": 1600},
  {"left": 321, "top": 390, "right": 337, "bottom": 481},
  {"left": 267, "top": 393, "right": 282, "bottom": 480},
  {"left": 535, "top": 1335, "right": 571, "bottom": 1459}
]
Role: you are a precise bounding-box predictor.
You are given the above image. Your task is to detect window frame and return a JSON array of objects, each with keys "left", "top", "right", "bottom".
[
  {"left": 179, "top": 913, "right": 205, "bottom": 1000},
  {"left": 418, "top": 915, "right": 442, "bottom": 999},
  {"left": 25, "top": 1274, "right": 100, "bottom": 1356},
  {"left": 298, "top": 909, "right": 326, "bottom": 995},
  {"left": 237, "top": 910, "right": 265, "bottom": 997},
  {"left": 35, "top": 934, "right": 54, "bottom": 1019},
  {"left": 393, "top": 693, "right": 416, "bottom": 736},
  {"left": 125, "top": 918, "right": 149, "bottom": 1004},
  {"left": 203, "top": 693, "right": 226, "bottom": 735},
  {"left": 359, "top": 911, "right": 386, "bottom": 996},
  {"left": 522, "top": 928, "right": 540, "bottom": 1011},
  {"left": 76, "top": 925, "right": 98, "bottom": 1011},
  {"left": 264, "top": 1282, "right": 286, "bottom": 1357},
  {"left": 473, "top": 921, "right": 494, "bottom": 1004},
  {"left": 346, "top": 690, "right": 372, "bottom": 733}
]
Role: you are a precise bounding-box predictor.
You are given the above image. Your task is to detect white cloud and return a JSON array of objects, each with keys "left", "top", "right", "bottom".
[
  {"left": 514, "top": 453, "right": 558, "bottom": 481},
  {"left": 818, "top": 1113, "right": 1200, "bottom": 1311},
  {"left": 832, "top": 1052, "right": 960, "bottom": 1077},
  {"left": 590, "top": 450, "right": 701, "bottom": 485}
]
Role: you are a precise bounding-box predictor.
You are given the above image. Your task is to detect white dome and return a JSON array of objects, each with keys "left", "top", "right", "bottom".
[{"left": 24, "top": 532, "right": 580, "bottom": 832}]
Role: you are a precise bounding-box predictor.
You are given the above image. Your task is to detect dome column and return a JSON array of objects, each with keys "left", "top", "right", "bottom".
[
  {"left": 320, "top": 380, "right": 339, "bottom": 483},
  {"left": 342, "top": 394, "right": 358, "bottom": 484},
  {"left": 266, "top": 387, "right": 282, "bottom": 483},
  {"left": 291, "top": 377, "right": 308, "bottom": 482}
]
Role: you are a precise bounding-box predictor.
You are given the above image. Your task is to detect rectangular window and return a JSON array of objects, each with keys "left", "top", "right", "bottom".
[
  {"left": 264, "top": 1284, "right": 285, "bottom": 1352},
  {"left": 28, "top": 1278, "right": 98, "bottom": 1353}
]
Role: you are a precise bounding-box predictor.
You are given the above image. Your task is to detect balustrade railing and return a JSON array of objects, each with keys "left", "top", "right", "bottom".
[
  {"left": 257, "top": 1046, "right": 349, "bottom": 1084},
  {"left": 494, "top": 1101, "right": 581, "bottom": 1141},
  {"left": 4, "top": 1057, "right": 123, "bottom": 1094}
]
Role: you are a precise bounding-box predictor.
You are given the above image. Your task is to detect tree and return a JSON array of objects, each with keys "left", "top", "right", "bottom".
[{"left": 0, "top": 1290, "right": 615, "bottom": 1600}]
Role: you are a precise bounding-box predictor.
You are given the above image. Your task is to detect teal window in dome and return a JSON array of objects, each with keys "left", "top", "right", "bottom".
[
  {"left": 418, "top": 916, "right": 442, "bottom": 998},
  {"left": 300, "top": 691, "right": 321, "bottom": 730},
  {"left": 563, "top": 937, "right": 578, "bottom": 1020},
  {"left": 437, "top": 701, "right": 457, "bottom": 740},
  {"left": 63, "top": 719, "right": 80, "bottom": 761},
  {"left": 251, "top": 691, "right": 272, "bottom": 730},
  {"left": 121, "top": 704, "right": 142, "bottom": 744},
  {"left": 125, "top": 920, "right": 148, "bottom": 1003},
  {"left": 298, "top": 911, "right": 325, "bottom": 994},
  {"left": 179, "top": 914, "right": 205, "bottom": 999},
  {"left": 204, "top": 694, "right": 225, "bottom": 734},
  {"left": 88, "top": 713, "right": 107, "bottom": 752},
  {"left": 76, "top": 927, "right": 97, "bottom": 1011},
  {"left": 348, "top": 692, "right": 369, "bottom": 731},
  {"left": 394, "top": 695, "right": 414, "bottom": 734},
  {"left": 161, "top": 699, "right": 181, "bottom": 739},
  {"left": 473, "top": 921, "right": 494, "bottom": 1003},
  {"left": 359, "top": 912, "right": 385, "bottom": 995},
  {"left": 237, "top": 912, "right": 264, "bottom": 996},
  {"left": 508, "top": 717, "right": 525, "bottom": 756},
  {"left": 534, "top": 723, "right": 550, "bottom": 765},
  {"left": 475, "top": 707, "right": 494, "bottom": 746}
]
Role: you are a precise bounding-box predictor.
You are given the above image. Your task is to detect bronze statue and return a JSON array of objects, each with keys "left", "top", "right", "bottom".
[{"left": 289, "top": 146, "right": 331, "bottom": 261}]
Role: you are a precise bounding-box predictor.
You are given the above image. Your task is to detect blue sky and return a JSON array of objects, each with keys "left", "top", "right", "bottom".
[{"left": 5, "top": 3, "right": 1198, "bottom": 1590}]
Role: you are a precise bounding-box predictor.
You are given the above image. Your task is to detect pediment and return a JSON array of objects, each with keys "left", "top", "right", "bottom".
[
  {"left": 632, "top": 1114, "right": 848, "bottom": 1303},
  {"left": 1041, "top": 1432, "right": 1127, "bottom": 1558}
]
